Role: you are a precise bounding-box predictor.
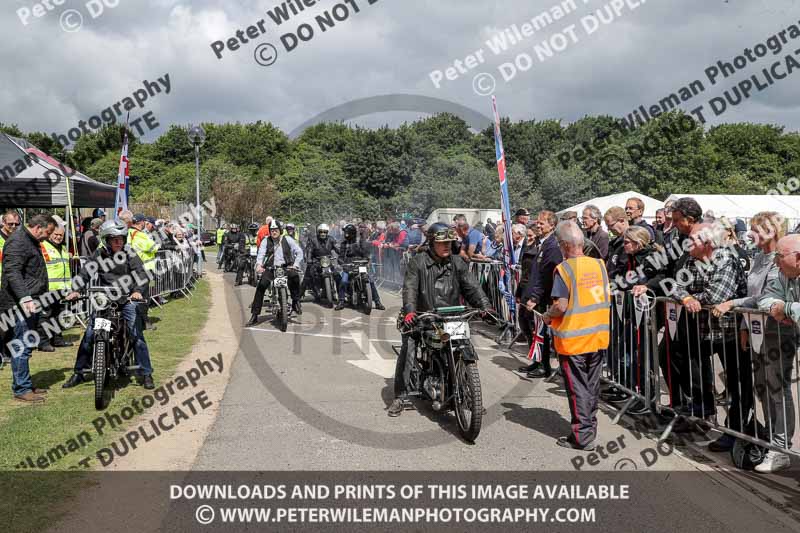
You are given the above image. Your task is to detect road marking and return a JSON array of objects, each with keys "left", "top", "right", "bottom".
[
  {"left": 345, "top": 331, "right": 397, "bottom": 378},
  {"left": 246, "top": 326, "right": 399, "bottom": 344},
  {"left": 338, "top": 317, "right": 363, "bottom": 327}
]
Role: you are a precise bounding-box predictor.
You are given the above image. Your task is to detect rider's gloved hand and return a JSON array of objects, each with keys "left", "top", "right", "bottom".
[{"left": 403, "top": 312, "right": 418, "bottom": 326}]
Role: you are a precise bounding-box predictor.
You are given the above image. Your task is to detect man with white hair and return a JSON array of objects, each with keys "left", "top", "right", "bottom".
[
  {"left": 541, "top": 221, "right": 610, "bottom": 451},
  {"left": 671, "top": 223, "right": 747, "bottom": 442}
]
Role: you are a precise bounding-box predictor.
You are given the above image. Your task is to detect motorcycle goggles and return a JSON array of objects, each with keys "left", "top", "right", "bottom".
[{"left": 431, "top": 228, "right": 457, "bottom": 242}]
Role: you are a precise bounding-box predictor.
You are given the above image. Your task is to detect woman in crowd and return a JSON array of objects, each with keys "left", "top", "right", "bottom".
[
  {"left": 712, "top": 212, "right": 794, "bottom": 473},
  {"left": 484, "top": 226, "right": 505, "bottom": 260}
]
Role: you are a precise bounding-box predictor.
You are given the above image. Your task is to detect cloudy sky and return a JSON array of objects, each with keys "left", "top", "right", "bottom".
[{"left": 3, "top": 0, "right": 799, "bottom": 143}]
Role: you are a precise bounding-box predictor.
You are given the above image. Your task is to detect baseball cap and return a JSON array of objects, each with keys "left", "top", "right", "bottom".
[
  {"left": 145, "top": 216, "right": 157, "bottom": 225},
  {"left": 92, "top": 208, "right": 106, "bottom": 218},
  {"left": 133, "top": 213, "right": 146, "bottom": 223}
]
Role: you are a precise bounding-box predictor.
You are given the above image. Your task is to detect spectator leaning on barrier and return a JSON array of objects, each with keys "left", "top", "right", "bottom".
[
  {"left": 672, "top": 223, "right": 748, "bottom": 428},
  {"left": 541, "top": 221, "right": 610, "bottom": 451},
  {"left": 520, "top": 210, "right": 562, "bottom": 378},
  {"left": 625, "top": 197, "right": 655, "bottom": 242},
  {"left": 616, "top": 226, "right": 666, "bottom": 297},
  {"left": 484, "top": 225, "right": 505, "bottom": 260},
  {"left": 0, "top": 214, "right": 57, "bottom": 404},
  {"left": 581, "top": 205, "right": 608, "bottom": 261},
  {"left": 455, "top": 216, "right": 486, "bottom": 262},
  {"left": 758, "top": 232, "right": 800, "bottom": 470},
  {"left": 38, "top": 222, "right": 74, "bottom": 351},
  {"left": 0, "top": 211, "right": 21, "bottom": 281},
  {"left": 603, "top": 206, "right": 630, "bottom": 280},
  {"left": 484, "top": 218, "right": 496, "bottom": 242},
  {"left": 709, "top": 212, "right": 796, "bottom": 473}
]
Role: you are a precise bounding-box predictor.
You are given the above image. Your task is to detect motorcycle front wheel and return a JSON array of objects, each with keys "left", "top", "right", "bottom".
[
  {"left": 277, "top": 287, "right": 289, "bottom": 332},
  {"left": 324, "top": 277, "right": 334, "bottom": 308},
  {"left": 93, "top": 340, "right": 107, "bottom": 410},
  {"left": 454, "top": 359, "right": 482, "bottom": 443},
  {"left": 361, "top": 277, "right": 372, "bottom": 315}
]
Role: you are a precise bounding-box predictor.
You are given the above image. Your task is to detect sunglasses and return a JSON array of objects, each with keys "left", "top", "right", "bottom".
[{"left": 6, "top": 222, "right": 20, "bottom": 227}]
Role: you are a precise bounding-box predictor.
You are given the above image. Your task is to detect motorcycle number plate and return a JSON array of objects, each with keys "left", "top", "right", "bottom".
[
  {"left": 94, "top": 318, "right": 112, "bottom": 332},
  {"left": 443, "top": 321, "right": 469, "bottom": 340},
  {"left": 358, "top": 266, "right": 367, "bottom": 273},
  {"left": 274, "top": 278, "right": 288, "bottom": 287},
  {"left": 250, "top": 246, "right": 257, "bottom": 256}
]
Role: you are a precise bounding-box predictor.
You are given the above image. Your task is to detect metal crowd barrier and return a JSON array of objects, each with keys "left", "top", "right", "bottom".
[
  {"left": 602, "top": 293, "right": 800, "bottom": 458},
  {"left": 369, "top": 245, "right": 407, "bottom": 291},
  {"left": 468, "top": 261, "right": 518, "bottom": 344},
  {"left": 59, "top": 248, "right": 200, "bottom": 327}
]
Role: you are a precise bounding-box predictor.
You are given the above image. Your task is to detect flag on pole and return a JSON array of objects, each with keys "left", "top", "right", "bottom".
[
  {"left": 491, "top": 96, "right": 516, "bottom": 316},
  {"left": 114, "top": 121, "right": 130, "bottom": 221},
  {"left": 527, "top": 313, "right": 546, "bottom": 361}
]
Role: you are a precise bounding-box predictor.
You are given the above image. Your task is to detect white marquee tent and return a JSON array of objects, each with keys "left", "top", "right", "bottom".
[
  {"left": 558, "top": 191, "right": 664, "bottom": 222},
  {"left": 665, "top": 194, "right": 800, "bottom": 228}
]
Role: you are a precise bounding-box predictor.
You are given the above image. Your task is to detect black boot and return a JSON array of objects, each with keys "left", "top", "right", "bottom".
[
  {"left": 52, "top": 337, "right": 74, "bottom": 348},
  {"left": 246, "top": 314, "right": 259, "bottom": 327},
  {"left": 374, "top": 301, "right": 386, "bottom": 311},
  {"left": 292, "top": 301, "right": 302, "bottom": 315},
  {"left": 335, "top": 300, "right": 346, "bottom": 311},
  {"left": 141, "top": 375, "right": 155, "bottom": 390},
  {"left": 38, "top": 342, "right": 55, "bottom": 353},
  {"left": 62, "top": 373, "right": 86, "bottom": 389}
]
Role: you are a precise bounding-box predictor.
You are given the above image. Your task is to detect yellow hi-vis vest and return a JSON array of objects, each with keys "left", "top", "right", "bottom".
[
  {"left": 216, "top": 228, "right": 225, "bottom": 245},
  {"left": 129, "top": 228, "right": 157, "bottom": 271},
  {"left": 41, "top": 240, "right": 72, "bottom": 291},
  {"left": 551, "top": 256, "right": 611, "bottom": 356}
]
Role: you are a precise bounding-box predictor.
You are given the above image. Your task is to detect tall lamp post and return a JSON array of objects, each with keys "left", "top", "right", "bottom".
[{"left": 188, "top": 124, "right": 206, "bottom": 274}]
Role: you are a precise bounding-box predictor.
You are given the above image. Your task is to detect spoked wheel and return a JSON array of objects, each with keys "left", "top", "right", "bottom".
[
  {"left": 93, "top": 341, "right": 107, "bottom": 410},
  {"left": 324, "top": 277, "right": 334, "bottom": 308},
  {"left": 454, "top": 359, "right": 482, "bottom": 443},
  {"left": 362, "top": 278, "right": 372, "bottom": 315},
  {"left": 277, "top": 287, "right": 289, "bottom": 332}
]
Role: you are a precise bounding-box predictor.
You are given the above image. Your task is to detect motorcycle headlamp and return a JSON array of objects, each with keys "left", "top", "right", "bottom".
[
  {"left": 320, "top": 256, "right": 331, "bottom": 268},
  {"left": 275, "top": 267, "right": 285, "bottom": 277}
]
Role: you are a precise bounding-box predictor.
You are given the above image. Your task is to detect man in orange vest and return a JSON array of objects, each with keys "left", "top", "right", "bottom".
[{"left": 541, "top": 221, "right": 610, "bottom": 451}]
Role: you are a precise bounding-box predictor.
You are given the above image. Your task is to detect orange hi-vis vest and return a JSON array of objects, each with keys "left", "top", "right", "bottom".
[{"left": 551, "top": 256, "right": 611, "bottom": 356}]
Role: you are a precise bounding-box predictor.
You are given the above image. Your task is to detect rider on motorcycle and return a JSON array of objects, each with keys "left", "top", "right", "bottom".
[
  {"left": 234, "top": 224, "right": 259, "bottom": 286},
  {"left": 335, "top": 224, "right": 385, "bottom": 311},
  {"left": 62, "top": 221, "right": 154, "bottom": 390},
  {"left": 223, "top": 224, "right": 245, "bottom": 271},
  {"left": 388, "top": 222, "right": 491, "bottom": 417},
  {"left": 246, "top": 220, "right": 304, "bottom": 326},
  {"left": 285, "top": 223, "right": 297, "bottom": 240},
  {"left": 301, "top": 223, "right": 340, "bottom": 302}
]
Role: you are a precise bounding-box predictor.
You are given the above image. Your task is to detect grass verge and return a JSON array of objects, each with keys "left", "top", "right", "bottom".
[{"left": 0, "top": 278, "right": 210, "bottom": 532}]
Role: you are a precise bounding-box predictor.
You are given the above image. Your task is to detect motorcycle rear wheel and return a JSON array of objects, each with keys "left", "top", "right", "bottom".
[
  {"left": 454, "top": 360, "right": 482, "bottom": 443},
  {"left": 362, "top": 277, "right": 372, "bottom": 315}
]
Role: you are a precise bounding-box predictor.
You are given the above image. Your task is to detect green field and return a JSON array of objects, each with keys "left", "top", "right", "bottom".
[{"left": 0, "top": 279, "right": 210, "bottom": 532}]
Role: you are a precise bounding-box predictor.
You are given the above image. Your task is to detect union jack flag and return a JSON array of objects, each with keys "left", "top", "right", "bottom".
[
  {"left": 491, "top": 96, "right": 516, "bottom": 315},
  {"left": 527, "top": 313, "right": 546, "bottom": 362},
  {"left": 114, "top": 127, "right": 129, "bottom": 220}
]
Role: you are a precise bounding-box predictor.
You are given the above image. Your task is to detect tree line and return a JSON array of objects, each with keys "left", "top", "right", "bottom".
[{"left": 1, "top": 109, "right": 798, "bottom": 224}]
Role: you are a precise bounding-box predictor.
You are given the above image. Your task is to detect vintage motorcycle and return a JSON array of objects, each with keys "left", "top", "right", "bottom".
[
  {"left": 83, "top": 287, "right": 142, "bottom": 410},
  {"left": 309, "top": 255, "right": 338, "bottom": 307},
  {"left": 223, "top": 243, "right": 239, "bottom": 272},
  {"left": 262, "top": 265, "right": 295, "bottom": 332},
  {"left": 341, "top": 258, "right": 372, "bottom": 315},
  {"left": 397, "top": 306, "right": 494, "bottom": 443},
  {"left": 237, "top": 243, "right": 258, "bottom": 287}
]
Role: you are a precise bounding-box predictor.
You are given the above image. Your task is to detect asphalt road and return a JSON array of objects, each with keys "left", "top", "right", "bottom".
[{"left": 191, "top": 264, "right": 800, "bottom": 532}]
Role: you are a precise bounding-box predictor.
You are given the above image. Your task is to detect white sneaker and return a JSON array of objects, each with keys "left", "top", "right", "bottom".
[{"left": 754, "top": 450, "right": 792, "bottom": 473}]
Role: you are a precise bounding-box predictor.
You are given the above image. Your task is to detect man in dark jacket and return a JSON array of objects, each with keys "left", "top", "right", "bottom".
[
  {"left": 388, "top": 222, "right": 491, "bottom": 417},
  {"left": 520, "top": 210, "right": 563, "bottom": 378},
  {"left": 625, "top": 197, "right": 655, "bottom": 241},
  {"left": 0, "top": 214, "right": 57, "bottom": 403},
  {"left": 62, "top": 221, "right": 154, "bottom": 390},
  {"left": 335, "top": 224, "right": 385, "bottom": 311},
  {"left": 581, "top": 205, "right": 609, "bottom": 260}
]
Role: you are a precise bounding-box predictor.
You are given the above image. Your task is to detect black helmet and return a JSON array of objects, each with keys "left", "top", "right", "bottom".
[
  {"left": 248, "top": 222, "right": 259, "bottom": 232},
  {"left": 343, "top": 224, "right": 357, "bottom": 239},
  {"left": 426, "top": 222, "right": 457, "bottom": 245}
]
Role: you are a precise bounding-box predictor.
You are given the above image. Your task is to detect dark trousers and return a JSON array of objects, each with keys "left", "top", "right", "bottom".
[
  {"left": 394, "top": 333, "right": 417, "bottom": 398},
  {"left": 667, "top": 313, "right": 715, "bottom": 415},
  {"left": 559, "top": 351, "right": 603, "bottom": 447},
  {"left": 37, "top": 299, "right": 66, "bottom": 345},
  {"left": 250, "top": 267, "right": 300, "bottom": 316},
  {"left": 718, "top": 335, "right": 753, "bottom": 434},
  {"left": 518, "top": 307, "right": 533, "bottom": 346}
]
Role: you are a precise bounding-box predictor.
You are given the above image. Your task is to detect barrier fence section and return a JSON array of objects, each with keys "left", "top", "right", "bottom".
[
  {"left": 604, "top": 292, "right": 800, "bottom": 458},
  {"left": 62, "top": 249, "right": 200, "bottom": 326},
  {"left": 369, "top": 245, "right": 406, "bottom": 291}
]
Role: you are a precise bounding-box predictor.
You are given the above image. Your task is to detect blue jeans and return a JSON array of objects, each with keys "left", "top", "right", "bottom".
[
  {"left": 10, "top": 313, "right": 38, "bottom": 396},
  {"left": 74, "top": 303, "right": 152, "bottom": 376},
  {"left": 338, "top": 271, "right": 381, "bottom": 303}
]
